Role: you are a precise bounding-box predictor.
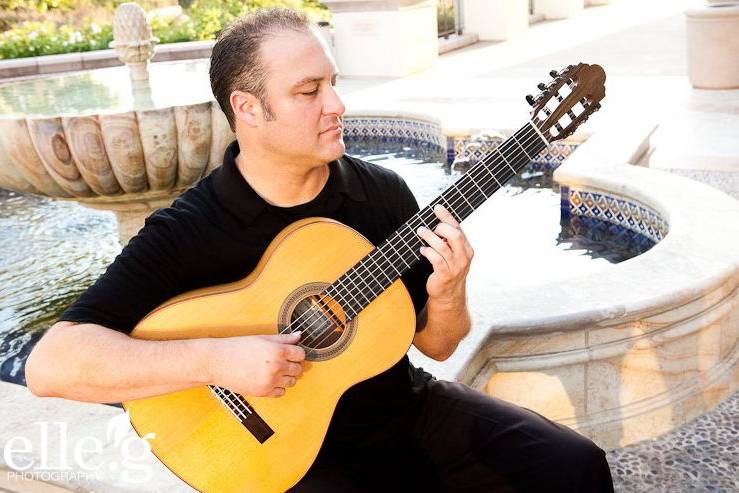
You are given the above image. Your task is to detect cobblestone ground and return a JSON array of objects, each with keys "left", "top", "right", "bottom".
[{"left": 606, "top": 392, "right": 738, "bottom": 493}]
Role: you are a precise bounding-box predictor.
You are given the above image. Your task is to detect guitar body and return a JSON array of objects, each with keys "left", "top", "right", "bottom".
[{"left": 122, "top": 217, "right": 417, "bottom": 492}]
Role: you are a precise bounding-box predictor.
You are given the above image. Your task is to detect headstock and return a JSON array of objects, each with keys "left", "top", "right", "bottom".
[{"left": 527, "top": 63, "right": 606, "bottom": 142}]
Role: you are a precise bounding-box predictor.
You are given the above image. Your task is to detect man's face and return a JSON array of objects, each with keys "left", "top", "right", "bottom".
[{"left": 251, "top": 28, "right": 346, "bottom": 166}]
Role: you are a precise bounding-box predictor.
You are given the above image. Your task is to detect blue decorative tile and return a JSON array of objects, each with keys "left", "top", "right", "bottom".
[
  {"left": 562, "top": 187, "right": 669, "bottom": 244},
  {"left": 343, "top": 117, "right": 446, "bottom": 156}
]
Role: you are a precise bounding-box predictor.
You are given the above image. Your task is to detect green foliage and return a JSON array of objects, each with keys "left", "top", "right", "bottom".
[
  {"left": 0, "top": 0, "right": 76, "bottom": 12},
  {"left": 437, "top": 0, "right": 455, "bottom": 36},
  {"left": 0, "top": 0, "right": 330, "bottom": 59},
  {"left": 0, "top": 21, "right": 113, "bottom": 59}
]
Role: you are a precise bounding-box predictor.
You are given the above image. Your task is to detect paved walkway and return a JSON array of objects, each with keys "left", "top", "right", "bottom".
[{"left": 607, "top": 391, "right": 737, "bottom": 493}]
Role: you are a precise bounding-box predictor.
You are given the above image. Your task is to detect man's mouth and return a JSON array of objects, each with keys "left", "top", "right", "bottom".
[{"left": 320, "top": 125, "right": 342, "bottom": 135}]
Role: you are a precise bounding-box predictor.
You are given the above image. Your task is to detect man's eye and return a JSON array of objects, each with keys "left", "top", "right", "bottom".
[{"left": 302, "top": 89, "right": 319, "bottom": 96}]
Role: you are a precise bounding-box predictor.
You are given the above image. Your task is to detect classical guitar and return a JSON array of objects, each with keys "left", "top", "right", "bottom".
[{"left": 123, "top": 63, "right": 606, "bottom": 492}]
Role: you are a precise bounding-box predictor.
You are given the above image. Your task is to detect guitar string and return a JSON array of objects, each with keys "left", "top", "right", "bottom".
[
  {"left": 210, "top": 385, "right": 253, "bottom": 418},
  {"left": 286, "top": 121, "right": 548, "bottom": 348},
  {"left": 301, "top": 122, "right": 548, "bottom": 350},
  {"left": 214, "top": 121, "right": 550, "bottom": 417},
  {"left": 287, "top": 122, "right": 545, "bottom": 349}
]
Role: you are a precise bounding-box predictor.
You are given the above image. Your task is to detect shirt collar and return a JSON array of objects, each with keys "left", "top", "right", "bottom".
[{"left": 211, "top": 140, "right": 367, "bottom": 225}]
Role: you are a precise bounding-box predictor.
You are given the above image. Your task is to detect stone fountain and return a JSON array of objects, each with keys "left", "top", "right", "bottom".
[{"left": 0, "top": 3, "right": 235, "bottom": 243}]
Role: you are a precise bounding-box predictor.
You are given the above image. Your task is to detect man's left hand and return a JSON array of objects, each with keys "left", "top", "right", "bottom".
[{"left": 416, "top": 204, "right": 474, "bottom": 304}]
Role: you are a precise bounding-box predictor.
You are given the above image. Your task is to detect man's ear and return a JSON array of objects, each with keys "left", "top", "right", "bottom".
[{"left": 230, "top": 90, "right": 261, "bottom": 128}]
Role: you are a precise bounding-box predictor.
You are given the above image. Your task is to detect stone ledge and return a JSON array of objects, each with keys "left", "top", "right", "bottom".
[
  {"left": 0, "top": 41, "right": 216, "bottom": 81},
  {"left": 438, "top": 33, "right": 479, "bottom": 55}
]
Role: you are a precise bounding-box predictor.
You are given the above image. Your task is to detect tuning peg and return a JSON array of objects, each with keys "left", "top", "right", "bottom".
[
  {"left": 593, "top": 103, "right": 601, "bottom": 111},
  {"left": 549, "top": 70, "right": 559, "bottom": 77},
  {"left": 526, "top": 94, "right": 537, "bottom": 106},
  {"left": 537, "top": 83, "right": 547, "bottom": 90}
]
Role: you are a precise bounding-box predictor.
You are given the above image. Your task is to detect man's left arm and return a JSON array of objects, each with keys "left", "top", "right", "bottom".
[{"left": 412, "top": 204, "right": 474, "bottom": 361}]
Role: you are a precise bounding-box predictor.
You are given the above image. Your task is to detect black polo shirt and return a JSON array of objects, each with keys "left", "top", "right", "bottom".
[{"left": 60, "top": 139, "right": 435, "bottom": 452}]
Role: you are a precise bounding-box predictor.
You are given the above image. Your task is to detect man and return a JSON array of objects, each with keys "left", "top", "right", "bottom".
[{"left": 26, "top": 8, "right": 614, "bottom": 492}]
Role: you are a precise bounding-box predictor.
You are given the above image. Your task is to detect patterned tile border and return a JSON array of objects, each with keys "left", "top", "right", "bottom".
[
  {"left": 342, "top": 116, "right": 446, "bottom": 155},
  {"left": 562, "top": 214, "right": 658, "bottom": 254},
  {"left": 561, "top": 186, "right": 669, "bottom": 243},
  {"left": 446, "top": 134, "right": 579, "bottom": 170},
  {"left": 344, "top": 120, "right": 578, "bottom": 171}
]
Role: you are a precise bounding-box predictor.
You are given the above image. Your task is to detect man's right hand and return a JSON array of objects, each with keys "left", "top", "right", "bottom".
[{"left": 207, "top": 331, "right": 306, "bottom": 398}]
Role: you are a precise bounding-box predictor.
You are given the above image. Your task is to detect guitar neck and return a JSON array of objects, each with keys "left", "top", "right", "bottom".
[{"left": 325, "top": 121, "right": 549, "bottom": 320}]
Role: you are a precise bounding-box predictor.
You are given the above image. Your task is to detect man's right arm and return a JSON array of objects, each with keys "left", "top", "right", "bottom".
[{"left": 25, "top": 321, "right": 305, "bottom": 403}]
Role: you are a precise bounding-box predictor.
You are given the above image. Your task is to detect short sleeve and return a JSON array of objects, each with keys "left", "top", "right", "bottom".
[
  {"left": 58, "top": 209, "right": 188, "bottom": 334},
  {"left": 394, "top": 177, "right": 434, "bottom": 329}
]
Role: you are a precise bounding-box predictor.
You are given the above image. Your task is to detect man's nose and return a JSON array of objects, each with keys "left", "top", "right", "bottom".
[{"left": 324, "top": 84, "right": 346, "bottom": 117}]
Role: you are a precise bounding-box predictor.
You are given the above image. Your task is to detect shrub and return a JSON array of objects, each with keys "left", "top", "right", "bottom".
[
  {"left": 0, "top": 0, "right": 329, "bottom": 59},
  {"left": 0, "top": 21, "right": 113, "bottom": 58}
]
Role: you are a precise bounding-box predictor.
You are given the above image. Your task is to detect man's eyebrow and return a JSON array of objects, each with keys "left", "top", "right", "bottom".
[{"left": 291, "top": 73, "right": 340, "bottom": 88}]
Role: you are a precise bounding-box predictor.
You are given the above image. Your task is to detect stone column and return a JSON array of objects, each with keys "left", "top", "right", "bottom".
[
  {"left": 462, "top": 0, "right": 528, "bottom": 41},
  {"left": 534, "top": 0, "right": 584, "bottom": 19},
  {"left": 322, "top": 0, "right": 438, "bottom": 77},
  {"left": 685, "top": 3, "right": 739, "bottom": 89}
]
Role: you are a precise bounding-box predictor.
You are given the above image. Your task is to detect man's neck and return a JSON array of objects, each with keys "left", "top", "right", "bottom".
[{"left": 234, "top": 151, "right": 330, "bottom": 208}]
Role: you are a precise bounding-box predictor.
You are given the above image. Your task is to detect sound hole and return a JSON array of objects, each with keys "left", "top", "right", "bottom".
[{"left": 290, "top": 294, "right": 346, "bottom": 350}]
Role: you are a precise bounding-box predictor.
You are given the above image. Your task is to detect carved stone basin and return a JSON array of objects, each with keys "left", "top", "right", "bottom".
[{"left": 0, "top": 59, "right": 235, "bottom": 242}]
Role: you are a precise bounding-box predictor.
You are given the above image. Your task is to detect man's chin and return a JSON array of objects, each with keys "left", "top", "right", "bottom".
[{"left": 322, "top": 140, "right": 346, "bottom": 162}]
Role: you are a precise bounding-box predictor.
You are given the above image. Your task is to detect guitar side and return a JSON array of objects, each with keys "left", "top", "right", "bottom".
[{"left": 122, "top": 217, "right": 418, "bottom": 492}]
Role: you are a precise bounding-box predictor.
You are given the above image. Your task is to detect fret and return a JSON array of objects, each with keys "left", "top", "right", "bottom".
[
  {"left": 344, "top": 302, "right": 358, "bottom": 319},
  {"left": 414, "top": 212, "right": 432, "bottom": 230},
  {"left": 506, "top": 127, "right": 535, "bottom": 164},
  {"left": 529, "top": 120, "right": 550, "bottom": 146},
  {"left": 389, "top": 240, "right": 412, "bottom": 269},
  {"left": 482, "top": 160, "right": 503, "bottom": 188},
  {"left": 346, "top": 268, "right": 374, "bottom": 305},
  {"left": 334, "top": 274, "right": 362, "bottom": 306},
  {"left": 453, "top": 181, "right": 476, "bottom": 209},
  {"left": 497, "top": 147, "right": 518, "bottom": 174},
  {"left": 467, "top": 172, "right": 489, "bottom": 199},
  {"left": 335, "top": 276, "right": 364, "bottom": 317},
  {"left": 352, "top": 263, "right": 380, "bottom": 299},
  {"left": 511, "top": 133, "right": 533, "bottom": 161},
  {"left": 367, "top": 253, "right": 394, "bottom": 285},
  {"left": 443, "top": 188, "right": 473, "bottom": 219},
  {"left": 335, "top": 278, "right": 361, "bottom": 316},
  {"left": 376, "top": 243, "right": 402, "bottom": 277},
  {"left": 438, "top": 196, "right": 461, "bottom": 222},
  {"left": 391, "top": 226, "right": 419, "bottom": 265}
]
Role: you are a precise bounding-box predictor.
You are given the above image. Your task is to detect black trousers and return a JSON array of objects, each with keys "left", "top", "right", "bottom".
[{"left": 289, "top": 377, "right": 615, "bottom": 492}]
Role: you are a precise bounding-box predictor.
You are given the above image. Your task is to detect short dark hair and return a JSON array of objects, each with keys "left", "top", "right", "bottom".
[{"left": 209, "top": 8, "right": 312, "bottom": 131}]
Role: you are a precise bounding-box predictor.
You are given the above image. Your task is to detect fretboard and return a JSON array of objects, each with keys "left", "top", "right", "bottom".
[{"left": 321, "top": 121, "right": 549, "bottom": 321}]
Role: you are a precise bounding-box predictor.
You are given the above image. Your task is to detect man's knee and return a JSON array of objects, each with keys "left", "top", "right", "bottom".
[{"left": 556, "top": 435, "right": 614, "bottom": 491}]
